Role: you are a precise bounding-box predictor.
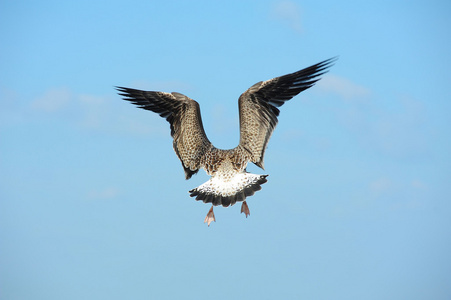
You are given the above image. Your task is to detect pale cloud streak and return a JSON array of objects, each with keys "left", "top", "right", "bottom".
[
  {"left": 31, "top": 87, "right": 72, "bottom": 112},
  {"left": 411, "top": 179, "right": 427, "bottom": 190},
  {"left": 77, "top": 92, "right": 167, "bottom": 136},
  {"left": 128, "top": 80, "right": 194, "bottom": 93},
  {"left": 271, "top": 0, "right": 303, "bottom": 33},
  {"left": 369, "top": 177, "right": 392, "bottom": 194},
  {"left": 317, "top": 75, "right": 430, "bottom": 159},
  {"left": 27, "top": 86, "right": 169, "bottom": 137},
  {"left": 87, "top": 187, "right": 120, "bottom": 200},
  {"left": 318, "top": 74, "right": 371, "bottom": 100}
]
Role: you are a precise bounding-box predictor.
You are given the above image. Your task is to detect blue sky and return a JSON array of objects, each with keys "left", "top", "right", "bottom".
[{"left": 1, "top": 0, "right": 450, "bottom": 299}]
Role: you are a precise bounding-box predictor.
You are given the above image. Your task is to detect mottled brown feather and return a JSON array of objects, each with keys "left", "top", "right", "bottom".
[
  {"left": 115, "top": 87, "right": 212, "bottom": 179},
  {"left": 115, "top": 57, "right": 336, "bottom": 184}
]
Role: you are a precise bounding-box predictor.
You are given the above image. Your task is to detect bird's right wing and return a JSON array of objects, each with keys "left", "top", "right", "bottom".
[{"left": 116, "top": 87, "right": 212, "bottom": 179}]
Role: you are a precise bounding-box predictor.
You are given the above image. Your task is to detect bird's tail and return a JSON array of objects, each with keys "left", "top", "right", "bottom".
[{"left": 189, "top": 173, "right": 268, "bottom": 207}]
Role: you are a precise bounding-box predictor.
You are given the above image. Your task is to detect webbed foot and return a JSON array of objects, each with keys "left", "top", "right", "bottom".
[
  {"left": 241, "top": 201, "right": 250, "bottom": 218},
  {"left": 204, "top": 206, "right": 216, "bottom": 226}
]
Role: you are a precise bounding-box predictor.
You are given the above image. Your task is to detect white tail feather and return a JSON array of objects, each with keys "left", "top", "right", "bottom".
[{"left": 189, "top": 172, "right": 268, "bottom": 207}]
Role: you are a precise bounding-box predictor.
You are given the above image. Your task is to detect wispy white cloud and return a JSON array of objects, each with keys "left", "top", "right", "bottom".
[
  {"left": 411, "top": 179, "right": 427, "bottom": 190},
  {"left": 24, "top": 86, "right": 170, "bottom": 137},
  {"left": 77, "top": 92, "right": 167, "bottom": 136},
  {"left": 321, "top": 76, "right": 430, "bottom": 159},
  {"left": 128, "top": 80, "right": 194, "bottom": 93},
  {"left": 369, "top": 177, "right": 392, "bottom": 194},
  {"left": 318, "top": 74, "right": 371, "bottom": 100},
  {"left": 87, "top": 187, "right": 120, "bottom": 200},
  {"left": 31, "top": 87, "right": 72, "bottom": 112},
  {"left": 271, "top": 0, "right": 303, "bottom": 33}
]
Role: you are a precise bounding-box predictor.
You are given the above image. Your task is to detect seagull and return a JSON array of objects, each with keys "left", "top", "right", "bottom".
[{"left": 116, "top": 57, "right": 336, "bottom": 226}]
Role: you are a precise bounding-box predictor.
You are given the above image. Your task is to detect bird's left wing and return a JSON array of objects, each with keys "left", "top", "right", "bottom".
[
  {"left": 116, "top": 87, "right": 212, "bottom": 179},
  {"left": 238, "top": 57, "right": 336, "bottom": 169}
]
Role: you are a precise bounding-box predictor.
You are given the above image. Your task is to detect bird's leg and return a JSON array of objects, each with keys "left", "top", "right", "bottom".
[
  {"left": 241, "top": 201, "right": 250, "bottom": 218},
  {"left": 204, "top": 205, "right": 215, "bottom": 226}
]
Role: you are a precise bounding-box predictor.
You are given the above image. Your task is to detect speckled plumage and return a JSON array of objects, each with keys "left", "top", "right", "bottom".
[{"left": 116, "top": 57, "right": 336, "bottom": 223}]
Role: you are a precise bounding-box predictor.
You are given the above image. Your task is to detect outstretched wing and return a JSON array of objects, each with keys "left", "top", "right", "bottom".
[
  {"left": 116, "top": 87, "right": 212, "bottom": 179},
  {"left": 238, "top": 57, "right": 337, "bottom": 169}
]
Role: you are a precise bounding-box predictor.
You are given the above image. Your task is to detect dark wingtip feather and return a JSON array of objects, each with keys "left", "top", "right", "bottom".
[
  {"left": 115, "top": 86, "right": 136, "bottom": 97},
  {"left": 316, "top": 56, "right": 339, "bottom": 71}
]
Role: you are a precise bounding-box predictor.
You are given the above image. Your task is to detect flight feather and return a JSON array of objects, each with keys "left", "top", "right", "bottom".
[{"left": 238, "top": 57, "right": 336, "bottom": 168}]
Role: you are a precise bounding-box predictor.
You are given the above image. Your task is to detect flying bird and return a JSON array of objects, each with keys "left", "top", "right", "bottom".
[{"left": 116, "top": 57, "right": 336, "bottom": 226}]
